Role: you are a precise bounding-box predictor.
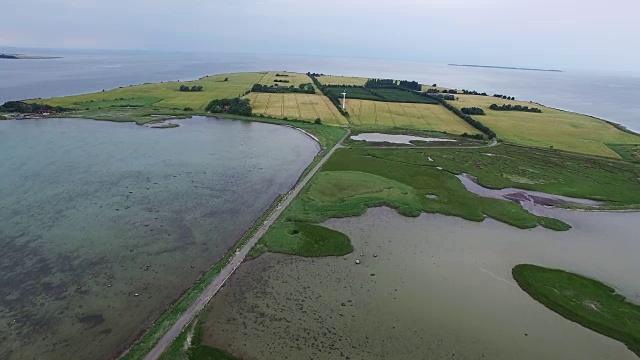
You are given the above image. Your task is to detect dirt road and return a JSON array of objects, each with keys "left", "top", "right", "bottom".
[{"left": 142, "top": 129, "right": 349, "bottom": 360}]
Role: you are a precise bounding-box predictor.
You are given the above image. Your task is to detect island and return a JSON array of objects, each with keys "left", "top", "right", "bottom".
[
  {"left": 2, "top": 70, "right": 640, "bottom": 360},
  {"left": 449, "top": 63, "right": 562, "bottom": 72},
  {"left": 0, "top": 53, "right": 61, "bottom": 59}
]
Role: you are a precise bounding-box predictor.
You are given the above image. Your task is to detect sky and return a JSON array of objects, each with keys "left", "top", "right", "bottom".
[{"left": 2, "top": 0, "right": 638, "bottom": 71}]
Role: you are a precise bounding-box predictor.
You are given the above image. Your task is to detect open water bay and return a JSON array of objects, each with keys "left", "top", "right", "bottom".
[{"left": 0, "top": 116, "right": 319, "bottom": 359}]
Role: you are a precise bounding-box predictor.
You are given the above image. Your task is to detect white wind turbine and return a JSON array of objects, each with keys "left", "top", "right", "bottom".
[{"left": 341, "top": 89, "right": 347, "bottom": 110}]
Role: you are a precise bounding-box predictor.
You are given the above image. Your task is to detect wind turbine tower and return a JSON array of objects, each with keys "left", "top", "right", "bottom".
[{"left": 341, "top": 89, "right": 347, "bottom": 110}]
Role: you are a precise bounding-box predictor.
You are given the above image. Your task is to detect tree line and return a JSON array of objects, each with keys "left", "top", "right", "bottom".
[
  {"left": 307, "top": 73, "right": 349, "bottom": 117},
  {"left": 493, "top": 94, "right": 516, "bottom": 100},
  {"left": 490, "top": 104, "right": 542, "bottom": 113},
  {"left": 251, "top": 83, "right": 315, "bottom": 94},
  {"left": 273, "top": 79, "right": 290, "bottom": 83},
  {"left": 179, "top": 85, "right": 203, "bottom": 92},
  {"left": 364, "top": 78, "right": 422, "bottom": 92},
  {"left": 424, "top": 95, "right": 496, "bottom": 139},
  {"left": 205, "top": 98, "right": 252, "bottom": 116},
  {"left": 0, "top": 101, "right": 66, "bottom": 113},
  {"left": 461, "top": 107, "right": 486, "bottom": 115}
]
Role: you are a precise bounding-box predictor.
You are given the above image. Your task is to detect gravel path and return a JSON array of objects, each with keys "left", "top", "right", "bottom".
[{"left": 142, "top": 129, "right": 349, "bottom": 360}]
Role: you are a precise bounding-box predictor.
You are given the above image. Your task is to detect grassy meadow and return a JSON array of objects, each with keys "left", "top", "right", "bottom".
[
  {"left": 316, "top": 75, "right": 368, "bottom": 86},
  {"left": 246, "top": 93, "right": 349, "bottom": 126},
  {"left": 258, "top": 71, "right": 318, "bottom": 90},
  {"left": 451, "top": 94, "right": 640, "bottom": 157},
  {"left": 252, "top": 143, "right": 640, "bottom": 258},
  {"left": 30, "top": 72, "right": 265, "bottom": 112},
  {"left": 345, "top": 99, "right": 481, "bottom": 134},
  {"left": 513, "top": 264, "right": 640, "bottom": 357}
]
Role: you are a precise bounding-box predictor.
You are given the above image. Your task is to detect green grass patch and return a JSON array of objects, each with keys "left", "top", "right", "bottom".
[
  {"left": 513, "top": 264, "right": 640, "bottom": 357},
  {"left": 323, "top": 87, "right": 436, "bottom": 104},
  {"left": 254, "top": 143, "right": 637, "bottom": 258},
  {"left": 608, "top": 143, "right": 640, "bottom": 163}
]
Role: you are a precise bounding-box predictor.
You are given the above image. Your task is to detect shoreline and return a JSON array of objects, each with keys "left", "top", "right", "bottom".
[{"left": 115, "top": 117, "right": 337, "bottom": 360}]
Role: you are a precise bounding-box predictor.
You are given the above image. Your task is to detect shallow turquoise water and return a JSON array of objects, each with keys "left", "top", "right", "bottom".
[{"left": 0, "top": 116, "right": 319, "bottom": 359}]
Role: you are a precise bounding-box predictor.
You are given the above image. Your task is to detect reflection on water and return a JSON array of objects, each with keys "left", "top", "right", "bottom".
[
  {"left": 350, "top": 133, "right": 456, "bottom": 145},
  {"left": 204, "top": 207, "right": 640, "bottom": 360},
  {"left": 0, "top": 116, "right": 319, "bottom": 360}
]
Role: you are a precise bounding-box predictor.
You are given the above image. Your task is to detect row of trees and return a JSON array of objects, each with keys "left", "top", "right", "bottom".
[
  {"left": 424, "top": 94, "right": 496, "bottom": 139},
  {"left": 179, "top": 85, "right": 203, "bottom": 92},
  {"left": 364, "top": 78, "right": 422, "bottom": 91},
  {"left": 461, "top": 107, "right": 486, "bottom": 115},
  {"left": 273, "top": 79, "right": 290, "bottom": 83},
  {"left": 490, "top": 104, "right": 542, "bottom": 113},
  {"left": 429, "top": 93, "right": 456, "bottom": 100},
  {"left": 308, "top": 73, "right": 349, "bottom": 117},
  {"left": 0, "top": 101, "right": 66, "bottom": 113},
  {"left": 461, "top": 90, "right": 488, "bottom": 96},
  {"left": 493, "top": 94, "right": 516, "bottom": 100},
  {"left": 275, "top": 73, "right": 289, "bottom": 77},
  {"left": 205, "top": 98, "right": 252, "bottom": 116},
  {"left": 251, "top": 83, "right": 315, "bottom": 94}
]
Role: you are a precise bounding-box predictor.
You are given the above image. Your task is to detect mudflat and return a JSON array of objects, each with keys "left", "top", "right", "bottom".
[{"left": 203, "top": 207, "right": 639, "bottom": 360}]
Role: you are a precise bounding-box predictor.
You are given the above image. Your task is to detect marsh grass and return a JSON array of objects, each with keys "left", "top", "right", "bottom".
[{"left": 513, "top": 264, "right": 640, "bottom": 357}]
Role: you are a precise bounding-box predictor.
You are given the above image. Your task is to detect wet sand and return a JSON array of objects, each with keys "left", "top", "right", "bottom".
[{"left": 203, "top": 207, "right": 640, "bottom": 359}]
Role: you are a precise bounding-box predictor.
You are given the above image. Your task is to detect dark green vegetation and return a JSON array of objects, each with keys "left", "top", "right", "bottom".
[
  {"left": 323, "top": 86, "right": 437, "bottom": 104},
  {"left": 513, "top": 264, "right": 640, "bottom": 357},
  {"left": 364, "top": 78, "right": 422, "bottom": 91},
  {"left": 160, "top": 314, "right": 240, "bottom": 360},
  {"left": 493, "top": 94, "right": 516, "bottom": 100},
  {"left": 252, "top": 142, "right": 640, "bottom": 258},
  {"left": 251, "top": 83, "right": 315, "bottom": 94},
  {"left": 461, "top": 107, "right": 486, "bottom": 115},
  {"left": 490, "top": 103, "right": 542, "bottom": 113},
  {"left": 608, "top": 144, "right": 640, "bottom": 163},
  {"left": 0, "top": 54, "right": 18, "bottom": 59},
  {"left": 0, "top": 100, "right": 66, "bottom": 113},
  {"left": 179, "top": 85, "right": 204, "bottom": 92},
  {"left": 205, "top": 98, "right": 252, "bottom": 116},
  {"left": 426, "top": 95, "right": 496, "bottom": 138}
]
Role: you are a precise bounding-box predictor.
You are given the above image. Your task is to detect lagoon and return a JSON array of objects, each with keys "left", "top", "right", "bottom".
[
  {"left": 204, "top": 207, "right": 640, "bottom": 359},
  {"left": 0, "top": 116, "right": 319, "bottom": 359}
]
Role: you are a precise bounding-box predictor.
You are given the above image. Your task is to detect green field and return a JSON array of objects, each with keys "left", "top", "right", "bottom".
[
  {"left": 30, "top": 72, "right": 265, "bottom": 112},
  {"left": 451, "top": 94, "right": 640, "bottom": 158},
  {"left": 345, "top": 99, "right": 481, "bottom": 134},
  {"left": 513, "top": 264, "right": 640, "bottom": 357},
  {"left": 324, "top": 86, "right": 437, "bottom": 104},
  {"left": 246, "top": 92, "right": 348, "bottom": 126}
]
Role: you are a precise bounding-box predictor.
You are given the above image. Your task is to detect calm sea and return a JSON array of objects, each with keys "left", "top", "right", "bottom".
[{"left": 1, "top": 47, "right": 639, "bottom": 132}]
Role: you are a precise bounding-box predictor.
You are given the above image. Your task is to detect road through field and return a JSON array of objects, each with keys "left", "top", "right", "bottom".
[{"left": 142, "top": 129, "right": 350, "bottom": 360}]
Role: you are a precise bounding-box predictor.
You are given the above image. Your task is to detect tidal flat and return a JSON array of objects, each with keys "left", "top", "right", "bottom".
[
  {"left": 203, "top": 207, "right": 640, "bottom": 359},
  {"left": 0, "top": 116, "right": 319, "bottom": 359}
]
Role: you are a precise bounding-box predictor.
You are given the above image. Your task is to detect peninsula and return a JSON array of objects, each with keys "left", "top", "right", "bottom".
[
  {"left": 2, "top": 70, "right": 640, "bottom": 360},
  {"left": 449, "top": 63, "right": 562, "bottom": 72}
]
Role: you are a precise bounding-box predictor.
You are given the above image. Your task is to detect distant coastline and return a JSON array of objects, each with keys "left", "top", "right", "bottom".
[
  {"left": 449, "top": 64, "right": 562, "bottom": 72},
  {"left": 0, "top": 53, "right": 61, "bottom": 60}
]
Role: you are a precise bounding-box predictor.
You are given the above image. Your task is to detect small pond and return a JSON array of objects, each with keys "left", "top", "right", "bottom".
[{"left": 350, "top": 133, "right": 456, "bottom": 145}]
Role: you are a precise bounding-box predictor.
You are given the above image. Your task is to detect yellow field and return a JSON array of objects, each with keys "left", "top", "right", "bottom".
[
  {"left": 316, "top": 75, "right": 368, "bottom": 86},
  {"left": 345, "top": 99, "right": 481, "bottom": 134},
  {"left": 31, "top": 72, "right": 265, "bottom": 111},
  {"left": 246, "top": 93, "right": 349, "bottom": 126},
  {"left": 451, "top": 94, "right": 640, "bottom": 157}
]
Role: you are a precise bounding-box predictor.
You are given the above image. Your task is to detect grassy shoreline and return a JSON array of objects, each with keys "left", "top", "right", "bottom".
[{"left": 513, "top": 264, "right": 640, "bottom": 357}]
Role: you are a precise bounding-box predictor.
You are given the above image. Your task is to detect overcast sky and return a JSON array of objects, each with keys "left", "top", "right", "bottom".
[{"left": 2, "top": 0, "right": 638, "bottom": 71}]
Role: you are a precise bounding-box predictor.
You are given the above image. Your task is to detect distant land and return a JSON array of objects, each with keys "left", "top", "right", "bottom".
[
  {"left": 0, "top": 53, "right": 61, "bottom": 60},
  {"left": 449, "top": 64, "right": 562, "bottom": 72}
]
